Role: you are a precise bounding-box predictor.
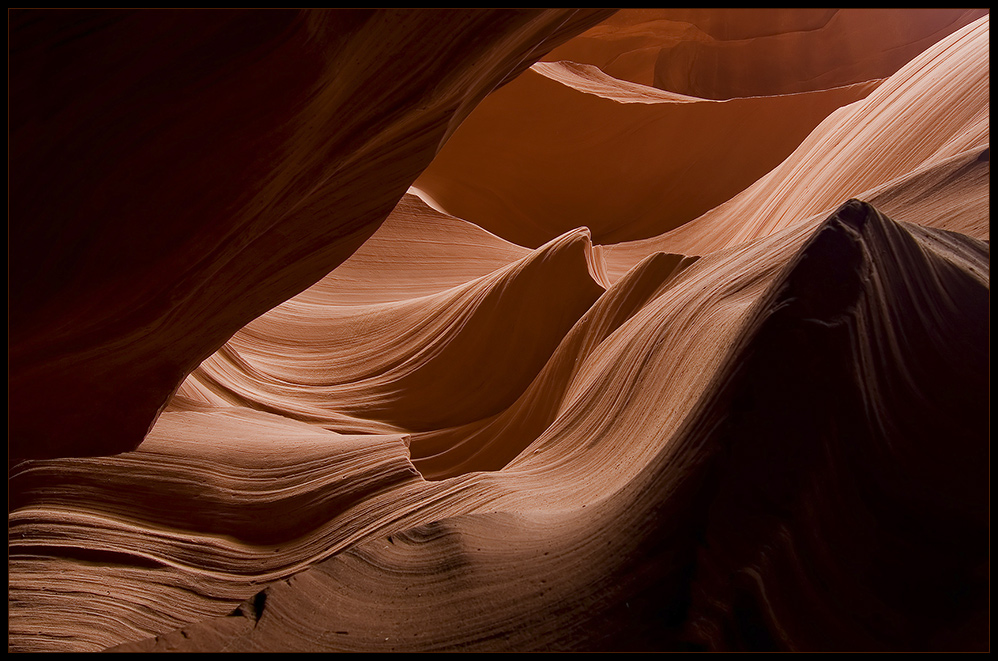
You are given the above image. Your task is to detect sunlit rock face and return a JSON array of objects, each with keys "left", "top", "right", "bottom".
[
  {"left": 412, "top": 8, "right": 988, "bottom": 248},
  {"left": 8, "top": 9, "right": 989, "bottom": 653}
]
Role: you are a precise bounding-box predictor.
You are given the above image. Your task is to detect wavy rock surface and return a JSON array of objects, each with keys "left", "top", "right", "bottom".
[
  {"left": 8, "top": 8, "right": 613, "bottom": 461},
  {"left": 412, "top": 9, "right": 987, "bottom": 249},
  {"left": 8, "top": 8, "right": 990, "bottom": 654},
  {"left": 176, "top": 221, "right": 607, "bottom": 434},
  {"left": 413, "top": 61, "right": 879, "bottom": 247},
  {"left": 87, "top": 201, "right": 985, "bottom": 653},
  {"left": 602, "top": 14, "right": 989, "bottom": 274},
  {"left": 541, "top": 8, "right": 988, "bottom": 98}
]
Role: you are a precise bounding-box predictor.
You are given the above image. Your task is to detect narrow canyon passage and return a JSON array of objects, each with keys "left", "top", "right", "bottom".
[{"left": 8, "top": 9, "right": 989, "bottom": 653}]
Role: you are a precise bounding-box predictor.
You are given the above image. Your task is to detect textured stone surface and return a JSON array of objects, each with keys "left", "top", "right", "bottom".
[{"left": 8, "top": 9, "right": 989, "bottom": 653}]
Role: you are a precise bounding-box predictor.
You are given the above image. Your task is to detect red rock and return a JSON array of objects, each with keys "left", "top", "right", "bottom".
[{"left": 8, "top": 9, "right": 989, "bottom": 654}]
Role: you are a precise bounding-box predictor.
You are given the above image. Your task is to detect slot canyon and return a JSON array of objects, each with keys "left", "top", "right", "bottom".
[{"left": 8, "top": 8, "right": 990, "bottom": 652}]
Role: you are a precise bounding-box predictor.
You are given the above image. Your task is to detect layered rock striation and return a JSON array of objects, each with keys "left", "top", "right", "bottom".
[{"left": 8, "top": 8, "right": 989, "bottom": 653}]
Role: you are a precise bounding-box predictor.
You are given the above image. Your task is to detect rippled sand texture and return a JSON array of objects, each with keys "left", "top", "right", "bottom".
[{"left": 8, "top": 9, "right": 990, "bottom": 653}]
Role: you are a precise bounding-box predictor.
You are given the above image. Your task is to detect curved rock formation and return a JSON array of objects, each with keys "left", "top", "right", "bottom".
[
  {"left": 602, "top": 13, "right": 989, "bottom": 274},
  {"left": 413, "top": 60, "right": 880, "bottom": 247},
  {"left": 412, "top": 9, "right": 987, "bottom": 249},
  {"left": 541, "top": 8, "right": 988, "bottom": 99},
  {"left": 8, "top": 8, "right": 990, "bottom": 654},
  {"left": 177, "top": 223, "right": 607, "bottom": 433},
  {"left": 8, "top": 8, "right": 614, "bottom": 461}
]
